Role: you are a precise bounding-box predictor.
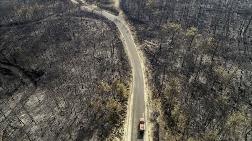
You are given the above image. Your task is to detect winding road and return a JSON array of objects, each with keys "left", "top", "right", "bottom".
[{"left": 70, "top": 1, "right": 147, "bottom": 140}]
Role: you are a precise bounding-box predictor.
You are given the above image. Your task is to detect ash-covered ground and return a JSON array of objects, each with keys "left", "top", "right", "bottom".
[{"left": 0, "top": 0, "right": 130, "bottom": 140}]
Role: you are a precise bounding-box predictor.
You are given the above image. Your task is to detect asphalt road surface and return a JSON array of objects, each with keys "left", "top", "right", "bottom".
[
  {"left": 116, "top": 18, "right": 146, "bottom": 141},
  {"left": 79, "top": 4, "right": 146, "bottom": 141},
  {"left": 69, "top": 0, "right": 147, "bottom": 139}
]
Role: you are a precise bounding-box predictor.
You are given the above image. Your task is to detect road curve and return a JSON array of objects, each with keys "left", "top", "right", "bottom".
[
  {"left": 92, "top": 8, "right": 146, "bottom": 141},
  {"left": 76, "top": 3, "right": 146, "bottom": 141},
  {"left": 114, "top": 16, "right": 146, "bottom": 141}
]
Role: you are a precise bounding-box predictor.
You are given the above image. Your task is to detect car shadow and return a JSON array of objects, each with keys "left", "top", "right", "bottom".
[{"left": 137, "top": 131, "right": 144, "bottom": 139}]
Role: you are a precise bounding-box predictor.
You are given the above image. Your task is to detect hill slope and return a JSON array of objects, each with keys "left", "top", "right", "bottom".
[
  {"left": 0, "top": 0, "right": 130, "bottom": 140},
  {"left": 122, "top": 0, "right": 252, "bottom": 140}
]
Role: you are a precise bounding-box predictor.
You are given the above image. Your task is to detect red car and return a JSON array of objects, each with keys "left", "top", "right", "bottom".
[{"left": 139, "top": 118, "right": 145, "bottom": 134}]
